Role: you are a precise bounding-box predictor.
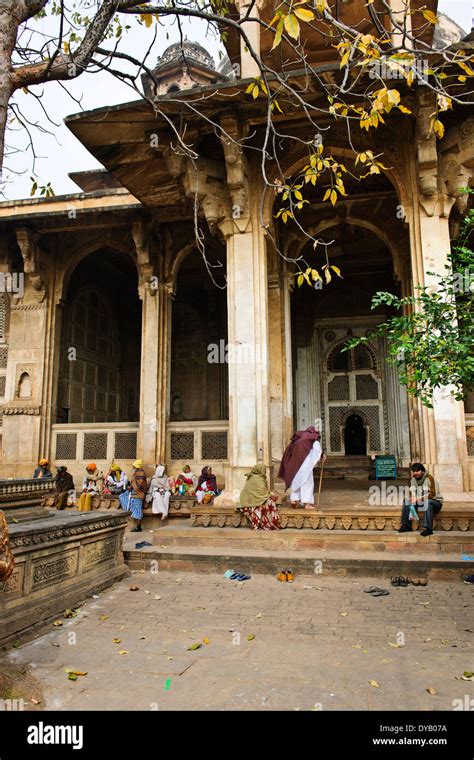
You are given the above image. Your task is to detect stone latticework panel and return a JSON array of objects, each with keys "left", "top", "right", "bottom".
[
  {"left": 114, "top": 432, "right": 138, "bottom": 460},
  {"left": 328, "top": 376, "right": 349, "bottom": 401},
  {"left": 355, "top": 374, "right": 378, "bottom": 400},
  {"left": 170, "top": 432, "right": 194, "bottom": 460},
  {"left": 83, "top": 432, "right": 107, "bottom": 461},
  {"left": 201, "top": 431, "right": 228, "bottom": 460},
  {"left": 55, "top": 433, "right": 78, "bottom": 460}
]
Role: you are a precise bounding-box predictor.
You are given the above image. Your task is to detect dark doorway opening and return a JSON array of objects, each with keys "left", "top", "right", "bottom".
[{"left": 344, "top": 414, "right": 367, "bottom": 455}]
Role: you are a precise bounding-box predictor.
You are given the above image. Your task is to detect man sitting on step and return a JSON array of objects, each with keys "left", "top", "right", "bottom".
[{"left": 398, "top": 463, "right": 443, "bottom": 537}]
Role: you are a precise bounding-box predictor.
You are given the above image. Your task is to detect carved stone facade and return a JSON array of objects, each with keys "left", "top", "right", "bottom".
[{"left": 0, "top": 32, "right": 472, "bottom": 494}]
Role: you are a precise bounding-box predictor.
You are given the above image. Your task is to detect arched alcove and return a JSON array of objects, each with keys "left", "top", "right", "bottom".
[
  {"left": 56, "top": 248, "right": 142, "bottom": 423},
  {"left": 170, "top": 245, "right": 227, "bottom": 422}
]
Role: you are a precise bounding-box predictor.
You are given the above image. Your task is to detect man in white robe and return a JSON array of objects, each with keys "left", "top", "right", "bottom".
[
  {"left": 278, "top": 425, "right": 322, "bottom": 510},
  {"left": 290, "top": 438, "right": 321, "bottom": 508}
]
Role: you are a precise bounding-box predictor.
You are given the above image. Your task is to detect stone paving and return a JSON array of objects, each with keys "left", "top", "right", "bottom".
[{"left": 2, "top": 569, "right": 473, "bottom": 711}]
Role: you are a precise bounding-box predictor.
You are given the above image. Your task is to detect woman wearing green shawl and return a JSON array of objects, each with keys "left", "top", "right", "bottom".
[{"left": 239, "top": 465, "right": 281, "bottom": 531}]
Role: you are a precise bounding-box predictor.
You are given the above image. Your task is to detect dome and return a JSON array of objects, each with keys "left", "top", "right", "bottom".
[{"left": 155, "top": 40, "right": 215, "bottom": 71}]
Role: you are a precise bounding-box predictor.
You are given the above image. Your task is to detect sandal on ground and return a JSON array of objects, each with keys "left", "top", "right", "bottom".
[
  {"left": 398, "top": 576, "right": 409, "bottom": 587},
  {"left": 391, "top": 577, "right": 401, "bottom": 587},
  {"left": 419, "top": 578, "right": 428, "bottom": 586},
  {"left": 365, "top": 586, "right": 386, "bottom": 594},
  {"left": 371, "top": 589, "right": 390, "bottom": 597},
  {"left": 277, "top": 571, "right": 288, "bottom": 582},
  {"left": 286, "top": 569, "right": 294, "bottom": 582},
  {"left": 410, "top": 578, "right": 421, "bottom": 586}
]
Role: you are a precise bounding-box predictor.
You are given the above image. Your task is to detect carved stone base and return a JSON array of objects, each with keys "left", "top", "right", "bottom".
[
  {"left": 190, "top": 506, "right": 474, "bottom": 532},
  {"left": 1, "top": 511, "right": 129, "bottom": 646}
]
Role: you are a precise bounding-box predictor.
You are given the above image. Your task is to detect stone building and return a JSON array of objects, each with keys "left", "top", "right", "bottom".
[{"left": 0, "top": 5, "right": 472, "bottom": 494}]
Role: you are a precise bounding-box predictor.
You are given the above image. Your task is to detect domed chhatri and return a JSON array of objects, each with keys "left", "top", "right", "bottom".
[
  {"left": 155, "top": 40, "right": 216, "bottom": 72},
  {"left": 142, "top": 39, "right": 226, "bottom": 98}
]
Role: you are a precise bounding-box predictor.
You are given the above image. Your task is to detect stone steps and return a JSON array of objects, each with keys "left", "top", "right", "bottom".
[{"left": 123, "top": 526, "right": 474, "bottom": 580}]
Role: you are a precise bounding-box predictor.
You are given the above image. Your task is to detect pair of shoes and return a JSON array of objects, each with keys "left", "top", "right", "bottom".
[
  {"left": 130, "top": 526, "right": 142, "bottom": 533},
  {"left": 397, "top": 525, "right": 412, "bottom": 533},
  {"left": 391, "top": 576, "right": 408, "bottom": 587},
  {"left": 410, "top": 578, "right": 427, "bottom": 586},
  {"left": 364, "top": 586, "right": 389, "bottom": 597},
  {"left": 230, "top": 573, "right": 251, "bottom": 581},
  {"left": 135, "top": 541, "right": 152, "bottom": 549},
  {"left": 463, "top": 575, "right": 474, "bottom": 585},
  {"left": 420, "top": 528, "right": 433, "bottom": 537},
  {"left": 277, "top": 569, "right": 294, "bottom": 582},
  {"left": 224, "top": 569, "right": 234, "bottom": 579}
]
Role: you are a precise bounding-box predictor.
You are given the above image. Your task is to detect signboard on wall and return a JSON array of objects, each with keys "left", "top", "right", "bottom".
[{"left": 375, "top": 455, "right": 397, "bottom": 480}]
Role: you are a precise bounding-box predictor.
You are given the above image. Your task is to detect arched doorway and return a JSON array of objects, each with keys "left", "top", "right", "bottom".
[
  {"left": 57, "top": 248, "right": 141, "bottom": 424},
  {"left": 344, "top": 414, "right": 367, "bottom": 455}
]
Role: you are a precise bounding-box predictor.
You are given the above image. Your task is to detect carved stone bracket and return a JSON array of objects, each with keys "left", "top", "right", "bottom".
[
  {"left": 132, "top": 220, "right": 159, "bottom": 297},
  {"left": 163, "top": 146, "right": 232, "bottom": 234},
  {"left": 220, "top": 114, "right": 249, "bottom": 220},
  {"left": 15, "top": 229, "right": 46, "bottom": 302},
  {"left": 415, "top": 91, "right": 439, "bottom": 212},
  {"left": 439, "top": 116, "right": 474, "bottom": 233}
]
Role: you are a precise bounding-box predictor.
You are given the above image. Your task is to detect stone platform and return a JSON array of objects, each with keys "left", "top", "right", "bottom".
[{"left": 0, "top": 511, "right": 129, "bottom": 646}]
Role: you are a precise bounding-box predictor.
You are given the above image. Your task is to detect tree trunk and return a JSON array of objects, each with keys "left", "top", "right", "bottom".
[{"left": 0, "top": 2, "right": 20, "bottom": 183}]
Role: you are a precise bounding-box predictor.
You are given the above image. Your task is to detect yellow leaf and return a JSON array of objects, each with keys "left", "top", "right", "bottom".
[
  {"left": 315, "top": 0, "right": 328, "bottom": 11},
  {"left": 422, "top": 9, "right": 438, "bottom": 25},
  {"left": 386, "top": 89, "right": 400, "bottom": 105},
  {"left": 330, "top": 189, "right": 337, "bottom": 206},
  {"left": 63, "top": 42, "right": 70, "bottom": 54},
  {"left": 457, "top": 61, "right": 474, "bottom": 76},
  {"left": 297, "top": 274, "right": 304, "bottom": 287},
  {"left": 324, "top": 268, "right": 332, "bottom": 284},
  {"left": 284, "top": 13, "right": 300, "bottom": 40},
  {"left": 431, "top": 118, "right": 445, "bottom": 139},
  {"left": 331, "top": 265, "right": 342, "bottom": 278},
  {"left": 247, "top": 634, "right": 255, "bottom": 641},
  {"left": 140, "top": 13, "right": 153, "bottom": 28},
  {"left": 323, "top": 188, "right": 331, "bottom": 202},
  {"left": 340, "top": 51, "right": 350, "bottom": 68},
  {"left": 294, "top": 8, "right": 314, "bottom": 22},
  {"left": 112, "top": 638, "right": 121, "bottom": 643},
  {"left": 203, "top": 637, "right": 210, "bottom": 645},
  {"left": 271, "top": 20, "right": 284, "bottom": 51},
  {"left": 117, "top": 650, "right": 129, "bottom": 655},
  {"left": 398, "top": 105, "right": 412, "bottom": 114},
  {"left": 426, "top": 687, "right": 438, "bottom": 695},
  {"left": 369, "top": 679, "right": 380, "bottom": 688}
]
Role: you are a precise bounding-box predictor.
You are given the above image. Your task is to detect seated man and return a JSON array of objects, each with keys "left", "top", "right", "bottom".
[
  {"left": 53, "top": 466, "right": 75, "bottom": 510},
  {"left": 398, "top": 463, "right": 443, "bottom": 537}
]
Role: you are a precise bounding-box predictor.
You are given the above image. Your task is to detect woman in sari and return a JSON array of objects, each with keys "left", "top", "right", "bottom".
[
  {"left": 147, "top": 465, "right": 172, "bottom": 520},
  {"left": 174, "top": 464, "right": 197, "bottom": 495},
  {"left": 239, "top": 464, "right": 281, "bottom": 531},
  {"left": 195, "top": 466, "right": 219, "bottom": 504},
  {"left": 119, "top": 460, "right": 148, "bottom": 532}
]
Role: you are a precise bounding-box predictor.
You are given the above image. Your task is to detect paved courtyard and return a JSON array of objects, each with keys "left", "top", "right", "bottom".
[{"left": 2, "top": 569, "right": 473, "bottom": 711}]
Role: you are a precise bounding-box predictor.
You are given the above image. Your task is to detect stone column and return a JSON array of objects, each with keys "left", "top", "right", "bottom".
[
  {"left": 134, "top": 223, "right": 170, "bottom": 468},
  {"left": 417, "top": 208, "right": 466, "bottom": 492},
  {"left": 267, "top": 249, "right": 293, "bottom": 465},
  {"left": 235, "top": 0, "right": 261, "bottom": 79},
  {"left": 220, "top": 187, "right": 271, "bottom": 490},
  {"left": 409, "top": 96, "right": 470, "bottom": 492}
]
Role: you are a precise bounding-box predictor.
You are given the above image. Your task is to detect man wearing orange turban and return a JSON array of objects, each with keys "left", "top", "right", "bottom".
[{"left": 79, "top": 463, "right": 104, "bottom": 511}]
